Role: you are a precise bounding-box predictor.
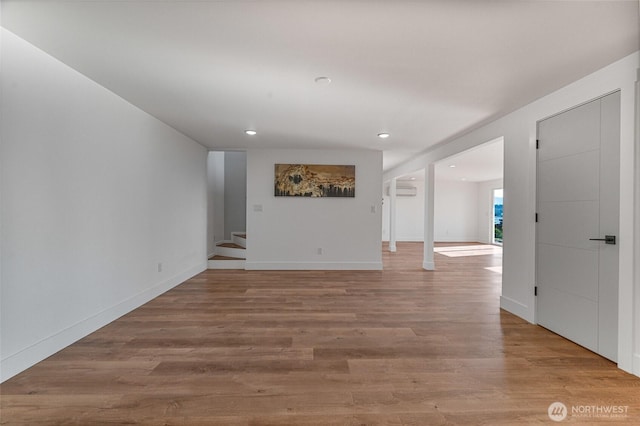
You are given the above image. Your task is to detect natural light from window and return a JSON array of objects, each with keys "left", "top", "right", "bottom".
[
  {"left": 493, "top": 188, "right": 503, "bottom": 245},
  {"left": 434, "top": 245, "right": 502, "bottom": 257}
]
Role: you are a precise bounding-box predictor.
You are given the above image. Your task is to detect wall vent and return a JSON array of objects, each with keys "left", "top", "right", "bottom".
[{"left": 386, "top": 186, "right": 417, "bottom": 197}]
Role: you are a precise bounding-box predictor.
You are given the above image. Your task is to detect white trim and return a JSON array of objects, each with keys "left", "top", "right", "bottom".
[
  {"left": 208, "top": 259, "right": 245, "bottom": 270},
  {"left": 396, "top": 236, "right": 424, "bottom": 242},
  {"left": 245, "top": 261, "right": 383, "bottom": 271},
  {"left": 633, "top": 353, "right": 640, "bottom": 376},
  {"left": 500, "top": 295, "right": 532, "bottom": 323},
  {"left": 0, "top": 262, "right": 206, "bottom": 382},
  {"left": 629, "top": 69, "right": 640, "bottom": 376}
]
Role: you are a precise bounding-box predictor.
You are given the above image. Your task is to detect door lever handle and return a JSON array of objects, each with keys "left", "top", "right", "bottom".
[{"left": 589, "top": 235, "right": 616, "bottom": 245}]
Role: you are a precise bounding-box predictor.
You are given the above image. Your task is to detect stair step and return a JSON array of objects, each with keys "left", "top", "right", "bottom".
[
  {"left": 209, "top": 255, "right": 244, "bottom": 261},
  {"left": 231, "top": 232, "right": 247, "bottom": 248},
  {"left": 213, "top": 240, "right": 246, "bottom": 259},
  {"left": 217, "top": 242, "right": 244, "bottom": 249}
]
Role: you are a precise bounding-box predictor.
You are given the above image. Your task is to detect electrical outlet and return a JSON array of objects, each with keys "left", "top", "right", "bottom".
[
  {"left": 157, "top": 262, "right": 162, "bottom": 272},
  {"left": 317, "top": 248, "right": 323, "bottom": 255}
]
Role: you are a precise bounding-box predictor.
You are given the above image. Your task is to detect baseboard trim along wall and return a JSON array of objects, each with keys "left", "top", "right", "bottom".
[
  {"left": 500, "top": 295, "right": 531, "bottom": 323},
  {"left": 633, "top": 353, "right": 640, "bottom": 377},
  {"left": 0, "top": 262, "right": 207, "bottom": 382},
  {"left": 396, "top": 236, "right": 424, "bottom": 242},
  {"left": 245, "top": 261, "right": 383, "bottom": 271}
]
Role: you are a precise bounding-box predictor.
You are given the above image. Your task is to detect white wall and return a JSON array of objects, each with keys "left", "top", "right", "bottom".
[
  {"left": 434, "top": 180, "right": 479, "bottom": 242},
  {"left": 382, "top": 180, "right": 425, "bottom": 242},
  {"left": 383, "top": 178, "right": 491, "bottom": 243},
  {"left": 224, "top": 151, "right": 247, "bottom": 239},
  {"left": 0, "top": 30, "right": 208, "bottom": 382},
  {"left": 477, "top": 179, "right": 504, "bottom": 244},
  {"left": 206, "top": 151, "right": 225, "bottom": 255},
  {"left": 246, "top": 149, "right": 383, "bottom": 270},
  {"left": 383, "top": 52, "right": 639, "bottom": 375}
]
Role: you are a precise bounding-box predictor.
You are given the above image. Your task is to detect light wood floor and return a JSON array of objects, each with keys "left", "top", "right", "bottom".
[{"left": 2, "top": 242, "right": 639, "bottom": 425}]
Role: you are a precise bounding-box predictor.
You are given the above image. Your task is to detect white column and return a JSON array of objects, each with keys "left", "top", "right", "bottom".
[
  {"left": 423, "top": 164, "right": 435, "bottom": 270},
  {"left": 389, "top": 177, "right": 397, "bottom": 252}
]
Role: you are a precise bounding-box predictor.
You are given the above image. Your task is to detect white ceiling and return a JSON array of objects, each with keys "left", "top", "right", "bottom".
[
  {"left": 2, "top": 1, "right": 638, "bottom": 171},
  {"left": 398, "top": 137, "right": 504, "bottom": 183},
  {"left": 434, "top": 137, "right": 504, "bottom": 182}
]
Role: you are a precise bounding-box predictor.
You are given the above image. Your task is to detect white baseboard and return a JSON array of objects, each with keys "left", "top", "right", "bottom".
[
  {"left": 0, "top": 262, "right": 206, "bottom": 383},
  {"left": 500, "top": 295, "right": 533, "bottom": 323},
  {"left": 208, "top": 259, "right": 245, "bottom": 269},
  {"left": 245, "top": 261, "right": 383, "bottom": 271},
  {"left": 632, "top": 353, "right": 640, "bottom": 378}
]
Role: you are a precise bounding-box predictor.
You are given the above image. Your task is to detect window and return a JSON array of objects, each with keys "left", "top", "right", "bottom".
[{"left": 493, "top": 189, "right": 503, "bottom": 245}]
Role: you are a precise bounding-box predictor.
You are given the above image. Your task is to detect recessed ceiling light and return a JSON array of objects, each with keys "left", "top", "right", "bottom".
[
  {"left": 377, "top": 133, "right": 390, "bottom": 139},
  {"left": 410, "top": 177, "right": 416, "bottom": 181},
  {"left": 314, "top": 76, "right": 331, "bottom": 85},
  {"left": 461, "top": 178, "right": 468, "bottom": 181},
  {"left": 449, "top": 164, "right": 456, "bottom": 168},
  {"left": 245, "top": 130, "right": 257, "bottom": 136}
]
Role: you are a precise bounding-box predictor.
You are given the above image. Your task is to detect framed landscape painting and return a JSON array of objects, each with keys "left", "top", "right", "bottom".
[{"left": 274, "top": 164, "right": 355, "bottom": 197}]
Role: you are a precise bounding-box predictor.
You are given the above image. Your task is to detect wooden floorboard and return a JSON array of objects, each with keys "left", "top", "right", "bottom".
[{"left": 1, "top": 242, "right": 639, "bottom": 424}]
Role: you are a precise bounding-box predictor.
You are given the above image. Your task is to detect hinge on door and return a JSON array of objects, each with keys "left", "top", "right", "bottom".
[
  {"left": 536, "top": 140, "right": 539, "bottom": 149},
  {"left": 535, "top": 286, "right": 538, "bottom": 296},
  {"left": 535, "top": 213, "right": 538, "bottom": 223}
]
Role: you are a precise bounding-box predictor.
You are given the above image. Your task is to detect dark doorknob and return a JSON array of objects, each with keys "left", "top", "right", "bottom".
[{"left": 589, "top": 235, "right": 616, "bottom": 245}]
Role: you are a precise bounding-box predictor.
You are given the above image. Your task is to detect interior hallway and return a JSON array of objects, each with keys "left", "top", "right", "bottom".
[{"left": 1, "top": 243, "right": 638, "bottom": 424}]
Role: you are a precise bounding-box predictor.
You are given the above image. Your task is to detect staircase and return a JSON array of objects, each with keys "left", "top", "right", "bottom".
[{"left": 208, "top": 232, "right": 246, "bottom": 269}]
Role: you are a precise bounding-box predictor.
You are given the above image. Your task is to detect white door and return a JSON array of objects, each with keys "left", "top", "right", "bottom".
[{"left": 536, "top": 91, "right": 620, "bottom": 361}]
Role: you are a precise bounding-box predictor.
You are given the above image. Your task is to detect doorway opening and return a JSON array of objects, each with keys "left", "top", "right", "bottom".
[
  {"left": 206, "top": 150, "right": 247, "bottom": 269},
  {"left": 382, "top": 137, "right": 505, "bottom": 272},
  {"left": 493, "top": 188, "right": 503, "bottom": 245}
]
